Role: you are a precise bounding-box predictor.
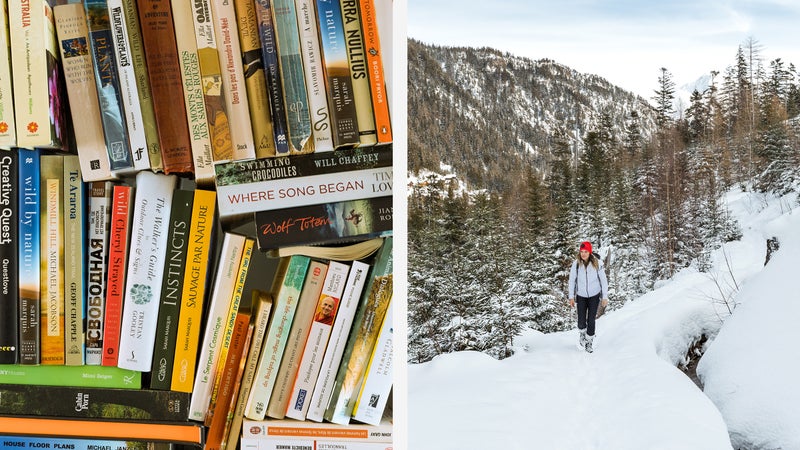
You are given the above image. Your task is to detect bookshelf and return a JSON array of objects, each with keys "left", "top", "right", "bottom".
[{"left": 0, "top": 0, "right": 394, "bottom": 448}]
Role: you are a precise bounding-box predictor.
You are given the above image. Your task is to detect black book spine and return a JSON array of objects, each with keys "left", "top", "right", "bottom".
[{"left": 0, "top": 150, "right": 18, "bottom": 364}]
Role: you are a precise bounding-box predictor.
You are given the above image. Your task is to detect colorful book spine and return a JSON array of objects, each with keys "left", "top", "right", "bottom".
[
  {"left": 0, "top": 150, "right": 18, "bottom": 364},
  {"left": 0, "top": 364, "right": 141, "bottom": 388},
  {"left": 315, "top": 0, "right": 359, "bottom": 148},
  {"left": 373, "top": 0, "right": 391, "bottom": 110},
  {"left": 117, "top": 171, "right": 177, "bottom": 372},
  {"left": 241, "top": 415, "right": 393, "bottom": 441},
  {"left": 244, "top": 255, "right": 311, "bottom": 420},
  {"left": 170, "top": 189, "right": 217, "bottom": 392},
  {"left": 351, "top": 298, "right": 392, "bottom": 425},
  {"left": 53, "top": 3, "right": 116, "bottom": 182},
  {"left": 85, "top": 0, "right": 135, "bottom": 173},
  {"left": 211, "top": 0, "right": 256, "bottom": 161},
  {"left": 324, "top": 237, "right": 393, "bottom": 424},
  {"left": 63, "top": 155, "right": 85, "bottom": 366},
  {"left": 272, "top": 0, "right": 312, "bottom": 154},
  {"left": 0, "top": 384, "right": 191, "bottom": 422},
  {"left": 0, "top": 1, "right": 16, "bottom": 148},
  {"left": 233, "top": 0, "right": 276, "bottom": 158},
  {"left": 285, "top": 260, "right": 351, "bottom": 421},
  {"left": 340, "top": 0, "right": 376, "bottom": 147},
  {"left": 107, "top": 0, "right": 150, "bottom": 171},
  {"left": 0, "top": 436, "right": 178, "bottom": 450},
  {"left": 17, "top": 148, "right": 40, "bottom": 365},
  {"left": 171, "top": 0, "right": 214, "bottom": 185},
  {"left": 9, "top": 0, "right": 66, "bottom": 149},
  {"left": 0, "top": 417, "right": 204, "bottom": 445},
  {"left": 255, "top": 196, "right": 392, "bottom": 250},
  {"left": 295, "top": 0, "right": 333, "bottom": 152},
  {"left": 265, "top": 259, "right": 327, "bottom": 419},
  {"left": 188, "top": 231, "right": 246, "bottom": 420},
  {"left": 85, "top": 181, "right": 112, "bottom": 365},
  {"left": 121, "top": 0, "right": 162, "bottom": 172},
  {"left": 101, "top": 184, "right": 133, "bottom": 367},
  {"left": 305, "top": 260, "right": 370, "bottom": 422},
  {"left": 149, "top": 188, "right": 194, "bottom": 389},
  {"left": 358, "top": 0, "right": 391, "bottom": 144},
  {"left": 137, "top": 0, "right": 194, "bottom": 175},
  {"left": 254, "top": 0, "right": 290, "bottom": 155},
  {"left": 39, "top": 154, "right": 64, "bottom": 365}
]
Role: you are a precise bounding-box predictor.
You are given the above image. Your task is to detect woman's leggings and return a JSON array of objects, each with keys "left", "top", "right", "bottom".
[{"left": 577, "top": 294, "right": 601, "bottom": 336}]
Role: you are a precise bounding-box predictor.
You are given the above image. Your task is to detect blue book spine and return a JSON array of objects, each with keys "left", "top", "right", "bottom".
[
  {"left": 17, "top": 149, "right": 40, "bottom": 365},
  {"left": 255, "top": 0, "right": 290, "bottom": 155}
]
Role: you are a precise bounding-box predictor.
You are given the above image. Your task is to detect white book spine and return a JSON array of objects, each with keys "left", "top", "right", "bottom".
[
  {"left": 107, "top": 0, "right": 149, "bottom": 171},
  {"left": 352, "top": 300, "right": 393, "bottom": 425},
  {"left": 284, "top": 261, "right": 350, "bottom": 420},
  {"left": 240, "top": 438, "right": 389, "bottom": 450},
  {"left": 305, "top": 260, "right": 371, "bottom": 422},
  {"left": 85, "top": 182, "right": 112, "bottom": 365},
  {"left": 116, "top": 171, "right": 177, "bottom": 371},
  {"left": 187, "top": 232, "right": 246, "bottom": 421},
  {"left": 294, "top": 0, "right": 333, "bottom": 152},
  {"left": 0, "top": 0, "right": 16, "bottom": 148},
  {"left": 211, "top": 0, "right": 256, "bottom": 161}
]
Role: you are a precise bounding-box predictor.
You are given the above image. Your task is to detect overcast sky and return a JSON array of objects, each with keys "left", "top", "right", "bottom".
[{"left": 406, "top": 0, "right": 800, "bottom": 99}]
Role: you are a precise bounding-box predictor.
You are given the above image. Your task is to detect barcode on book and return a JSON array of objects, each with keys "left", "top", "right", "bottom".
[{"left": 293, "top": 389, "right": 307, "bottom": 411}]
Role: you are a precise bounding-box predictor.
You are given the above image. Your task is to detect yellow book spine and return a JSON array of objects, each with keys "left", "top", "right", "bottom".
[{"left": 39, "top": 155, "right": 64, "bottom": 365}]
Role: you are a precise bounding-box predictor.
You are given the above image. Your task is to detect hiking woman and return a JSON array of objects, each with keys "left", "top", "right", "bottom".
[{"left": 568, "top": 241, "right": 609, "bottom": 353}]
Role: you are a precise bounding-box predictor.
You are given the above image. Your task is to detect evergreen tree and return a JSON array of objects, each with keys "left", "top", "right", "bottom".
[{"left": 653, "top": 67, "right": 676, "bottom": 128}]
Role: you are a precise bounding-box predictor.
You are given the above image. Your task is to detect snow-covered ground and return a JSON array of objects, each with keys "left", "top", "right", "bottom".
[{"left": 408, "top": 188, "right": 800, "bottom": 449}]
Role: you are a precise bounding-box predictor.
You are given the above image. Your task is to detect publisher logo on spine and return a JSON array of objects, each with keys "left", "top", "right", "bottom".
[{"left": 293, "top": 389, "right": 307, "bottom": 411}]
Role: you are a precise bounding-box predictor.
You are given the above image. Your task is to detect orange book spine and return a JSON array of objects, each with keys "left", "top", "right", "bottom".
[
  {"left": 0, "top": 417, "right": 203, "bottom": 445},
  {"left": 358, "top": 0, "right": 392, "bottom": 143},
  {"left": 101, "top": 184, "right": 133, "bottom": 366}
]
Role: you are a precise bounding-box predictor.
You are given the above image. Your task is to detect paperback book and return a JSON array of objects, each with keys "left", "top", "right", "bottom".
[
  {"left": 0, "top": 150, "right": 18, "bottom": 364},
  {"left": 17, "top": 149, "right": 41, "bottom": 365},
  {"left": 0, "top": 364, "right": 141, "bottom": 388}
]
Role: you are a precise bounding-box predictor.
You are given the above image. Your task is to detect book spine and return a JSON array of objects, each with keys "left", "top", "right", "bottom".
[
  {"left": 340, "top": 0, "right": 376, "bottom": 147},
  {"left": 211, "top": 0, "right": 256, "bottom": 162},
  {"left": 373, "top": 0, "right": 390, "bottom": 110},
  {"left": 170, "top": 189, "right": 217, "bottom": 392},
  {"left": 351, "top": 298, "right": 392, "bottom": 425},
  {"left": 0, "top": 363, "right": 141, "bottom": 388},
  {"left": 240, "top": 418, "right": 393, "bottom": 442},
  {"left": 285, "top": 260, "right": 351, "bottom": 421},
  {"left": 53, "top": 3, "right": 117, "bottom": 182},
  {"left": 0, "top": 149, "right": 18, "bottom": 364},
  {"left": 136, "top": 0, "right": 194, "bottom": 175},
  {"left": 0, "top": 436, "right": 177, "bottom": 450},
  {"left": 223, "top": 290, "right": 273, "bottom": 450},
  {"left": 191, "top": 0, "right": 235, "bottom": 163},
  {"left": 85, "top": 0, "right": 135, "bottom": 173},
  {"left": 218, "top": 320, "right": 255, "bottom": 450},
  {"left": 10, "top": 0, "right": 65, "bottom": 149},
  {"left": 101, "top": 184, "right": 133, "bottom": 367},
  {"left": 0, "top": 2, "right": 17, "bottom": 148},
  {"left": 149, "top": 189, "right": 194, "bottom": 389},
  {"left": 232, "top": 0, "right": 276, "bottom": 158},
  {"left": 255, "top": 196, "right": 392, "bottom": 250},
  {"left": 107, "top": 0, "right": 150, "bottom": 171},
  {"left": 17, "top": 148, "right": 40, "bottom": 365},
  {"left": 315, "top": 0, "right": 359, "bottom": 149},
  {"left": 120, "top": 0, "right": 162, "bottom": 172},
  {"left": 0, "top": 417, "right": 204, "bottom": 445},
  {"left": 63, "top": 155, "right": 85, "bottom": 366},
  {"left": 171, "top": 0, "right": 214, "bottom": 185},
  {"left": 357, "top": 0, "right": 391, "bottom": 144},
  {"left": 0, "top": 384, "right": 191, "bottom": 422},
  {"left": 265, "top": 259, "right": 327, "bottom": 419},
  {"left": 324, "top": 237, "right": 392, "bottom": 424},
  {"left": 295, "top": 0, "right": 334, "bottom": 152},
  {"left": 117, "top": 171, "right": 177, "bottom": 371},
  {"left": 85, "top": 181, "right": 112, "bottom": 365},
  {"left": 39, "top": 154, "right": 64, "bottom": 365},
  {"left": 254, "top": 0, "right": 290, "bottom": 155},
  {"left": 188, "top": 231, "right": 247, "bottom": 420},
  {"left": 244, "top": 255, "right": 311, "bottom": 420},
  {"left": 272, "top": 0, "right": 312, "bottom": 154},
  {"left": 239, "top": 438, "right": 391, "bottom": 449},
  {"left": 305, "top": 260, "right": 370, "bottom": 422}
]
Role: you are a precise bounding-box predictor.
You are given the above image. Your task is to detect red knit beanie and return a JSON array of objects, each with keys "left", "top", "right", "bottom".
[{"left": 580, "top": 241, "right": 592, "bottom": 253}]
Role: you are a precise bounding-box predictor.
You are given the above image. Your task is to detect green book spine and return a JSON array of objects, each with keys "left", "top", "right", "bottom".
[{"left": 0, "top": 364, "right": 142, "bottom": 388}]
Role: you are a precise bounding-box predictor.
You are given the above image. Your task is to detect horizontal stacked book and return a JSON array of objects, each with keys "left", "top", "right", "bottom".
[{"left": 0, "top": 0, "right": 394, "bottom": 447}]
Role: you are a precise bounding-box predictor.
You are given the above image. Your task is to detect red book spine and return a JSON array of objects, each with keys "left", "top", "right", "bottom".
[{"left": 101, "top": 185, "right": 133, "bottom": 367}]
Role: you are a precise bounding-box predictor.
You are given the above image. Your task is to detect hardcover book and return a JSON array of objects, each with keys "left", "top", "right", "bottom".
[
  {"left": 0, "top": 150, "right": 18, "bottom": 364},
  {"left": 255, "top": 196, "right": 393, "bottom": 250},
  {"left": 39, "top": 154, "right": 65, "bottom": 365},
  {"left": 85, "top": 0, "right": 135, "bottom": 173},
  {"left": 0, "top": 436, "right": 180, "bottom": 450},
  {"left": 244, "top": 255, "right": 311, "bottom": 420},
  {"left": 17, "top": 148, "right": 41, "bottom": 365},
  {"left": 0, "top": 385, "right": 191, "bottom": 422},
  {"left": 149, "top": 188, "right": 194, "bottom": 389},
  {"left": 0, "top": 417, "right": 203, "bottom": 445},
  {"left": 358, "top": 0, "right": 392, "bottom": 144},
  {"left": 171, "top": 0, "right": 214, "bottom": 185},
  {"left": 101, "top": 184, "right": 134, "bottom": 367},
  {"left": 339, "top": 0, "right": 377, "bottom": 147},
  {"left": 254, "top": 0, "right": 290, "bottom": 155},
  {"left": 0, "top": 363, "right": 141, "bottom": 389},
  {"left": 63, "top": 155, "right": 85, "bottom": 366},
  {"left": 285, "top": 260, "right": 351, "bottom": 421},
  {"left": 233, "top": 0, "right": 276, "bottom": 158},
  {"left": 265, "top": 259, "right": 328, "bottom": 419},
  {"left": 53, "top": 3, "right": 116, "bottom": 182},
  {"left": 137, "top": 0, "right": 194, "bottom": 175},
  {"left": 351, "top": 298, "right": 393, "bottom": 425},
  {"left": 85, "top": 181, "right": 113, "bottom": 365},
  {"left": 0, "top": 2, "right": 16, "bottom": 148},
  {"left": 117, "top": 171, "right": 177, "bottom": 372}
]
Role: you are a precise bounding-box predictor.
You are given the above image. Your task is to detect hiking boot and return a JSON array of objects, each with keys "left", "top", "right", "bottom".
[
  {"left": 585, "top": 334, "right": 594, "bottom": 353},
  {"left": 579, "top": 329, "right": 587, "bottom": 347}
]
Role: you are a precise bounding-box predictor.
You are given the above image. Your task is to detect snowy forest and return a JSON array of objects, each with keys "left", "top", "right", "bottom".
[{"left": 407, "top": 38, "right": 800, "bottom": 363}]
